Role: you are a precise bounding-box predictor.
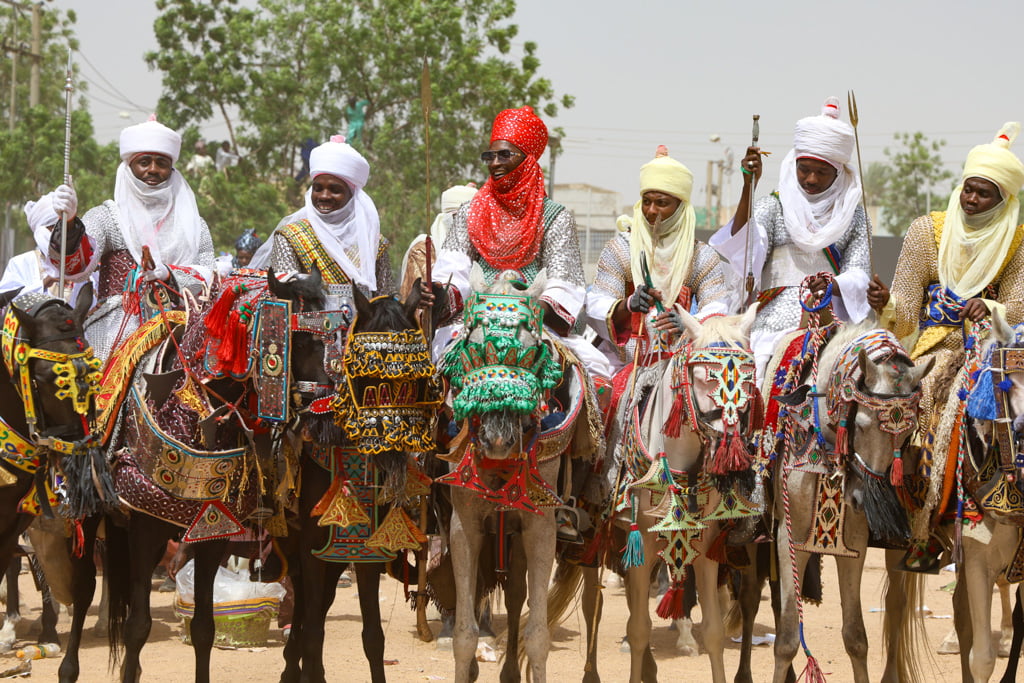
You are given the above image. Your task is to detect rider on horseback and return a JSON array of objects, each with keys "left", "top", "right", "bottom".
[{"left": 710, "top": 96, "right": 874, "bottom": 384}]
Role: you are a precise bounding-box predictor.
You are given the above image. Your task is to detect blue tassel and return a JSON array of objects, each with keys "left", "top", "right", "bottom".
[
  {"left": 970, "top": 369, "right": 981, "bottom": 382},
  {"left": 965, "top": 335, "right": 975, "bottom": 351},
  {"left": 958, "top": 387, "right": 968, "bottom": 401},
  {"left": 967, "top": 370, "right": 997, "bottom": 420},
  {"left": 998, "top": 379, "right": 1013, "bottom": 392},
  {"left": 622, "top": 524, "right": 645, "bottom": 569}
]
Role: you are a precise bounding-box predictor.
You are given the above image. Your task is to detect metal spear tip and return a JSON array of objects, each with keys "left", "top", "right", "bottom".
[{"left": 752, "top": 114, "right": 760, "bottom": 121}]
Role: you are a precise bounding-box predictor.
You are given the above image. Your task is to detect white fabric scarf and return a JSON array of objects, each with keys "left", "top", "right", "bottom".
[
  {"left": 277, "top": 186, "right": 381, "bottom": 290},
  {"left": 777, "top": 149, "right": 862, "bottom": 252},
  {"left": 112, "top": 163, "right": 204, "bottom": 268}
]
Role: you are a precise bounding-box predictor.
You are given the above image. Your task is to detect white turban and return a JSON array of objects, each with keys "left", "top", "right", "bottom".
[
  {"left": 24, "top": 194, "right": 58, "bottom": 231},
  {"left": 440, "top": 183, "right": 478, "bottom": 213},
  {"left": 310, "top": 135, "right": 370, "bottom": 190},
  {"left": 792, "top": 97, "right": 855, "bottom": 169},
  {"left": 119, "top": 118, "right": 182, "bottom": 164},
  {"left": 777, "top": 96, "right": 863, "bottom": 252}
]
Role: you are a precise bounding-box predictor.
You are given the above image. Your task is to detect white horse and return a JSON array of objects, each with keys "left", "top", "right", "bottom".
[
  {"left": 769, "top": 320, "right": 933, "bottom": 683},
  {"left": 439, "top": 265, "right": 598, "bottom": 683}
]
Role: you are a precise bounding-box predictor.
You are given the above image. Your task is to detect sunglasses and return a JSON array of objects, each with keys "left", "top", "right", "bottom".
[{"left": 480, "top": 150, "right": 523, "bottom": 163}]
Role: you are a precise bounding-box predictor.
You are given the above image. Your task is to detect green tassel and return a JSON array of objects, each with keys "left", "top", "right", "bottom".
[{"left": 622, "top": 523, "right": 645, "bottom": 569}]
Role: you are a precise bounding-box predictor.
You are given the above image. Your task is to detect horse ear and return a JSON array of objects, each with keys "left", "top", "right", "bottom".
[
  {"left": 991, "top": 308, "right": 1014, "bottom": 346},
  {"left": 469, "top": 262, "right": 486, "bottom": 292},
  {"left": 907, "top": 356, "right": 936, "bottom": 388},
  {"left": 352, "top": 283, "right": 372, "bottom": 322},
  {"left": 774, "top": 383, "right": 811, "bottom": 406},
  {"left": 524, "top": 268, "right": 547, "bottom": 299},
  {"left": 403, "top": 278, "right": 423, "bottom": 323},
  {"left": 11, "top": 305, "right": 35, "bottom": 339},
  {"left": 738, "top": 303, "right": 758, "bottom": 340},
  {"left": 72, "top": 282, "right": 93, "bottom": 328},
  {"left": 858, "top": 348, "right": 881, "bottom": 390},
  {"left": 266, "top": 267, "right": 286, "bottom": 298},
  {"left": 0, "top": 288, "right": 22, "bottom": 311},
  {"left": 674, "top": 305, "right": 703, "bottom": 341}
]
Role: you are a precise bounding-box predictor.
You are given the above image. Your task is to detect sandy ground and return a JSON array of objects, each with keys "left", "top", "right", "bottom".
[{"left": 7, "top": 549, "right": 1014, "bottom": 682}]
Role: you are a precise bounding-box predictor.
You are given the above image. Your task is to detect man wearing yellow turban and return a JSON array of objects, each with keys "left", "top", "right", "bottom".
[
  {"left": 711, "top": 97, "right": 873, "bottom": 382},
  {"left": 869, "top": 123, "right": 1024, "bottom": 558},
  {"left": 586, "top": 146, "right": 732, "bottom": 370}
]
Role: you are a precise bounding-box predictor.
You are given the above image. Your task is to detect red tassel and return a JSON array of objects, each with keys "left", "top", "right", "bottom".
[
  {"left": 655, "top": 581, "right": 686, "bottom": 619},
  {"left": 797, "top": 654, "right": 828, "bottom": 683},
  {"left": 890, "top": 453, "right": 904, "bottom": 488},
  {"left": 834, "top": 418, "right": 849, "bottom": 459},
  {"left": 72, "top": 519, "right": 85, "bottom": 559},
  {"left": 205, "top": 284, "right": 242, "bottom": 337},
  {"left": 749, "top": 393, "right": 764, "bottom": 432},
  {"left": 706, "top": 528, "right": 730, "bottom": 565},
  {"left": 662, "top": 391, "right": 687, "bottom": 438},
  {"left": 707, "top": 428, "right": 752, "bottom": 476}
]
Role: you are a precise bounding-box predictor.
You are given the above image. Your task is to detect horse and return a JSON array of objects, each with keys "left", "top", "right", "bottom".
[
  {"left": 275, "top": 273, "right": 439, "bottom": 683},
  {"left": 764, "top": 317, "right": 933, "bottom": 683},
  {"left": 438, "top": 265, "right": 603, "bottom": 683},
  {"left": 100, "top": 267, "right": 303, "bottom": 683},
  {"left": 934, "top": 311, "right": 1024, "bottom": 683}
]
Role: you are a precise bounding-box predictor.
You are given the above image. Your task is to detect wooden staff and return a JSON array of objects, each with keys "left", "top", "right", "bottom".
[
  {"left": 742, "top": 114, "right": 760, "bottom": 307},
  {"left": 58, "top": 50, "right": 73, "bottom": 301},
  {"left": 847, "top": 90, "right": 873, "bottom": 272},
  {"left": 414, "top": 55, "right": 435, "bottom": 644}
]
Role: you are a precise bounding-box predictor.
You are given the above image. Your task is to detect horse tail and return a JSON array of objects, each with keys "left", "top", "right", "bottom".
[
  {"left": 882, "top": 569, "right": 928, "bottom": 683},
  {"left": 105, "top": 517, "right": 130, "bottom": 668}
]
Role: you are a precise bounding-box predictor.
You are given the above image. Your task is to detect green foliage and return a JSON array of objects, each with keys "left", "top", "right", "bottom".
[
  {"left": 187, "top": 162, "right": 291, "bottom": 254},
  {"left": 147, "top": 0, "right": 573, "bottom": 269},
  {"left": 0, "top": 6, "right": 116, "bottom": 254},
  {"left": 876, "top": 132, "right": 955, "bottom": 236}
]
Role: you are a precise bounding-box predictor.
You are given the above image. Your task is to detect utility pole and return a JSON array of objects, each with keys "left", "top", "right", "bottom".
[
  {"left": 706, "top": 159, "right": 713, "bottom": 231},
  {"left": 29, "top": 1, "right": 39, "bottom": 106},
  {"left": 548, "top": 136, "right": 559, "bottom": 198},
  {"left": 715, "top": 160, "right": 724, "bottom": 227}
]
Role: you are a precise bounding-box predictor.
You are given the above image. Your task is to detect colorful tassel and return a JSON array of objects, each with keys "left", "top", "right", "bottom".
[
  {"left": 622, "top": 523, "right": 645, "bottom": 569},
  {"left": 662, "top": 391, "right": 687, "bottom": 438},
  {"left": 655, "top": 581, "right": 686, "bottom": 619},
  {"left": 890, "top": 449, "right": 904, "bottom": 488},
  {"left": 706, "top": 527, "right": 730, "bottom": 565},
  {"left": 834, "top": 418, "right": 849, "bottom": 458},
  {"left": 707, "top": 428, "right": 752, "bottom": 476},
  {"left": 204, "top": 283, "right": 243, "bottom": 338},
  {"left": 797, "top": 654, "right": 828, "bottom": 683}
]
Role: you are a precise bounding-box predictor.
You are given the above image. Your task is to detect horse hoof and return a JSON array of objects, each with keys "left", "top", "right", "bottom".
[
  {"left": 676, "top": 641, "right": 699, "bottom": 657},
  {"left": 936, "top": 629, "right": 959, "bottom": 655},
  {"left": 436, "top": 636, "right": 453, "bottom": 651}
]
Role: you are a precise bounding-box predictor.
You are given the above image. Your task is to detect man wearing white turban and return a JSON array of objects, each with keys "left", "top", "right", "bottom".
[
  {"left": 587, "top": 145, "right": 733, "bottom": 372},
  {"left": 250, "top": 135, "right": 394, "bottom": 296},
  {"left": 711, "top": 97, "right": 873, "bottom": 382},
  {"left": 36, "top": 117, "right": 214, "bottom": 362}
]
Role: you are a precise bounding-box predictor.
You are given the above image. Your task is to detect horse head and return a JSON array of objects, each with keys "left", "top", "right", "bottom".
[
  {"left": 821, "top": 324, "right": 932, "bottom": 542},
  {"left": 444, "top": 264, "right": 556, "bottom": 459},
  {"left": 2, "top": 283, "right": 97, "bottom": 443}
]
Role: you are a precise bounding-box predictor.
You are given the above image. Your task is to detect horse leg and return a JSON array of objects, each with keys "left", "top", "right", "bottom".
[
  {"left": 581, "top": 565, "right": 603, "bottom": 683},
  {"left": 675, "top": 564, "right": 699, "bottom": 656},
  {"left": 499, "top": 534, "right": 527, "bottom": 683},
  {"left": 624, "top": 531, "right": 659, "bottom": 683},
  {"left": 733, "top": 544, "right": 765, "bottom": 683},
  {"left": 6, "top": 556, "right": 20, "bottom": 637},
  {"left": 294, "top": 543, "right": 344, "bottom": 683},
  {"left": 119, "top": 516, "right": 172, "bottom": 682},
  {"left": 57, "top": 516, "right": 100, "bottom": 683},
  {"left": 880, "top": 549, "right": 926, "bottom": 683},
  {"left": 999, "top": 584, "right": 1023, "bottom": 683},
  {"left": 997, "top": 579, "right": 1012, "bottom": 657},
  {"left": 450, "top": 493, "right": 484, "bottom": 683},
  {"left": 32, "top": 552, "right": 60, "bottom": 646},
  {"left": 772, "top": 508, "right": 811, "bottom": 683},
  {"left": 694, "top": 553, "right": 727, "bottom": 683},
  {"left": 520, "top": 509, "right": 556, "bottom": 683},
  {"left": 835, "top": 547, "right": 870, "bottom": 682},
  {"left": 953, "top": 568, "right": 974, "bottom": 683},
  {"left": 354, "top": 563, "right": 386, "bottom": 683},
  {"left": 189, "top": 540, "right": 226, "bottom": 683},
  {"left": 279, "top": 546, "right": 303, "bottom": 683},
  {"left": 963, "top": 534, "right": 999, "bottom": 683}
]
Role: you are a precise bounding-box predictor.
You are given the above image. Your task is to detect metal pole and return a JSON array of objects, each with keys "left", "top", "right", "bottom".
[
  {"left": 29, "top": 1, "right": 38, "bottom": 106},
  {"left": 706, "top": 159, "right": 713, "bottom": 230}
]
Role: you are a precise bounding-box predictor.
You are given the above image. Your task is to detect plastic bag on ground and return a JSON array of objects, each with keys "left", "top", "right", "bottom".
[{"left": 175, "top": 559, "right": 287, "bottom": 604}]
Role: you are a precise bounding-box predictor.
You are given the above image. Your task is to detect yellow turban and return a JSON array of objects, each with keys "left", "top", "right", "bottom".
[
  {"left": 962, "top": 122, "right": 1024, "bottom": 198},
  {"left": 631, "top": 147, "right": 697, "bottom": 308},
  {"left": 639, "top": 153, "right": 694, "bottom": 203}
]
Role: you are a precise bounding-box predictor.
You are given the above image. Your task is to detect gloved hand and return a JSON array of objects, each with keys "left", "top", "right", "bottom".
[
  {"left": 654, "top": 309, "right": 685, "bottom": 336},
  {"left": 627, "top": 284, "right": 658, "bottom": 313},
  {"left": 52, "top": 184, "right": 78, "bottom": 219},
  {"left": 143, "top": 264, "right": 170, "bottom": 282}
]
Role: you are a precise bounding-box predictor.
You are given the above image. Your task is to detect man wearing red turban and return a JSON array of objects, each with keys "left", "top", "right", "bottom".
[{"left": 432, "top": 106, "right": 611, "bottom": 379}]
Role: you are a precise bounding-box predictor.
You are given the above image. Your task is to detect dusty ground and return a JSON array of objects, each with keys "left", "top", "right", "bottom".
[{"left": 9, "top": 549, "right": 1014, "bottom": 682}]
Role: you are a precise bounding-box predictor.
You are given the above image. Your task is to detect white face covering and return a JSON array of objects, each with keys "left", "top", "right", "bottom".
[{"left": 777, "top": 151, "right": 862, "bottom": 252}]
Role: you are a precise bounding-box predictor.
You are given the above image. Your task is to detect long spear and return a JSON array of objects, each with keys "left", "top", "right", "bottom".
[
  {"left": 847, "top": 91, "right": 873, "bottom": 273},
  {"left": 414, "top": 54, "right": 434, "bottom": 644},
  {"left": 58, "top": 50, "right": 73, "bottom": 301},
  {"left": 741, "top": 114, "right": 760, "bottom": 307}
]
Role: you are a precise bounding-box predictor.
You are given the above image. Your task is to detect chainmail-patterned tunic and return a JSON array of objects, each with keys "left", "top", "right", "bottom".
[
  {"left": 586, "top": 232, "right": 732, "bottom": 363},
  {"left": 81, "top": 200, "right": 214, "bottom": 363},
  {"left": 270, "top": 225, "right": 396, "bottom": 296}
]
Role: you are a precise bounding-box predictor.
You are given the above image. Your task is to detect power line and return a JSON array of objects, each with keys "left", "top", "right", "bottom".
[{"left": 74, "top": 47, "right": 151, "bottom": 112}]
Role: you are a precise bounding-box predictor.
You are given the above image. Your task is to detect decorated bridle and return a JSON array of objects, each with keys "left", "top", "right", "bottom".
[
  {"left": 0, "top": 292, "right": 101, "bottom": 452},
  {"left": 664, "top": 339, "right": 760, "bottom": 478},
  {"left": 332, "top": 311, "right": 442, "bottom": 456},
  {"left": 968, "top": 337, "right": 1024, "bottom": 484},
  {"left": 826, "top": 329, "right": 921, "bottom": 488},
  {"left": 437, "top": 290, "right": 563, "bottom": 513}
]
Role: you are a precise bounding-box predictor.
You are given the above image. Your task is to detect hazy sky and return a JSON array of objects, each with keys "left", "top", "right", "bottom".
[{"left": 53, "top": 0, "right": 1024, "bottom": 211}]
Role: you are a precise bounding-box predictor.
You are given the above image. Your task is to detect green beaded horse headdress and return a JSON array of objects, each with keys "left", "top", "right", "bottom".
[{"left": 442, "top": 291, "right": 562, "bottom": 421}]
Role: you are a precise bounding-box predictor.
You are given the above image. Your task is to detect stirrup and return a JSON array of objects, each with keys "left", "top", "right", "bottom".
[
  {"left": 555, "top": 505, "right": 583, "bottom": 544},
  {"left": 897, "top": 537, "right": 943, "bottom": 575}
]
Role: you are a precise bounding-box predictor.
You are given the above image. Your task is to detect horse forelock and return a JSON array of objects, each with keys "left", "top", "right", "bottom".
[
  {"left": 353, "top": 296, "right": 416, "bottom": 335},
  {"left": 686, "top": 312, "right": 750, "bottom": 349}
]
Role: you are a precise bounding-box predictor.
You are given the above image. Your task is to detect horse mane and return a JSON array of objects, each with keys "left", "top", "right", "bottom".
[{"left": 688, "top": 311, "right": 750, "bottom": 349}]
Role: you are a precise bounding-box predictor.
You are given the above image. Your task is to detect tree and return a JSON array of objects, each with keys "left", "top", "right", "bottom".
[
  {"left": 148, "top": 0, "right": 574, "bottom": 267},
  {"left": 0, "top": 6, "right": 117, "bottom": 254},
  {"left": 877, "top": 132, "right": 955, "bottom": 236}
]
